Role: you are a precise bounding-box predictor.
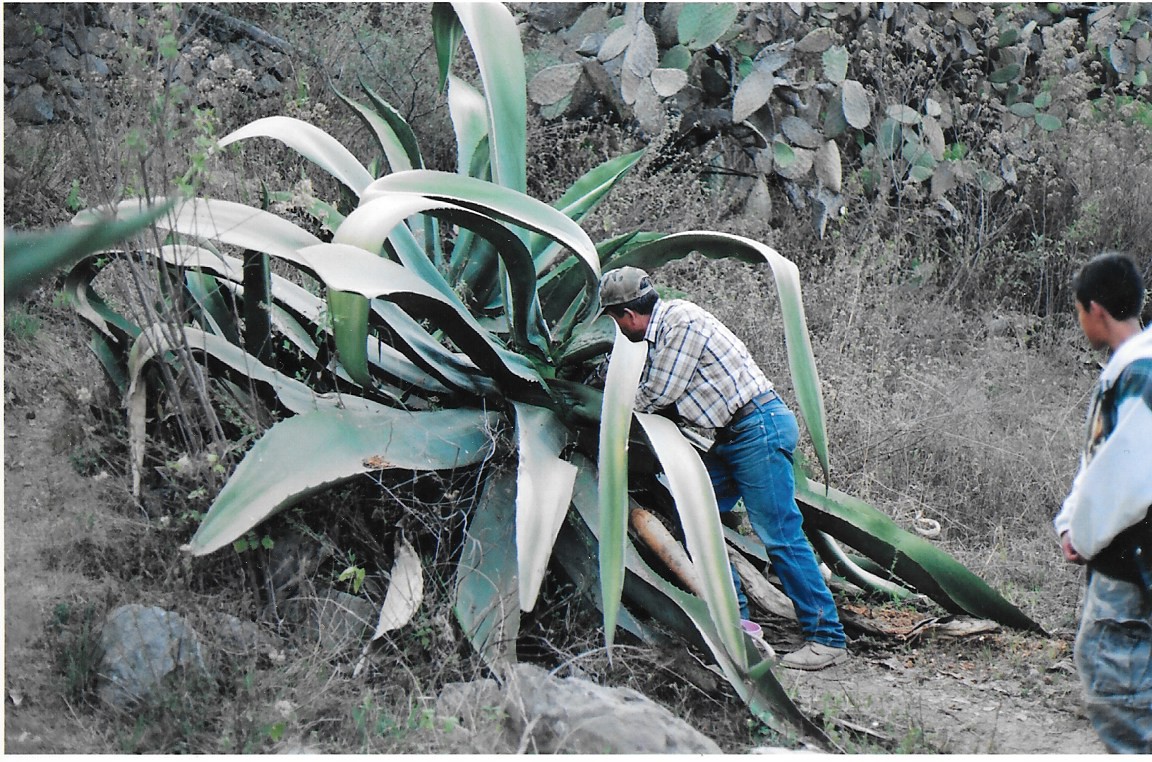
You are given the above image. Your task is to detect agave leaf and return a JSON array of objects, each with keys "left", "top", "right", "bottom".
[
  {"left": 365, "top": 170, "right": 599, "bottom": 281},
  {"left": 152, "top": 244, "right": 452, "bottom": 393},
  {"left": 370, "top": 536, "right": 424, "bottom": 639},
  {"left": 336, "top": 89, "right": 414, "bottom": 175},
  {"left": 7, "top": 199, "right": 174, "bottom": 301},
  {"left": 357, "top": 78, "right": 425, "bottom": 171},
  {"left": 512, "top": 403, "right": 578, "bottom": 612},
  {"left": 124, "top": 323, "right": 411, "bottom": 493},
  {"left": 184, "top": 406, "right": 500, "bottom": 555},
  {"left": 295, "top": 242, "right": 542, "bottom": 394},
  {"left": 605, "top": 231, "right": 830, "bottom": 484},
  {"left": 452, "top": 2, "right": 526, "bottom": 193},
  {"left": 431, "top": 2, "right": 466, "bottom": 94},
  {"left": 449, "top": 73, "right": 489, "bottom": 178},
  {"left": 91, "top": 198, "right": 322, "bottom": 262},
  {"left": 634, "top": 413, "right": 745, "bottom": 665},
  {"left": 597, "top": 329, "right": 647, "bottom": 646},
  {"left": 529, "top": 148, "right": 646, "bottom": 274},
  {"left": 436, "top": 209, "right": 550, "bottom": 356},
  {"left": 184, "top": 271, "right": 241, "bottom": 344},
  {"left": 794, "top": 474, "right": 1046, "bottom": 633},
  {"left": 454, "top": 466, "right": 521, "bottom": 673},
  {"left": 63, "top": 255, "right": 142, "bottom": 343},
  {"left": 218, "top": 116, "right": 374, "bottom": 197},
  {"left": 807, "top": 530, "right": 915, "bottom": 600},
  {"left": 328, "top": 290, "right": 373, "bottom": 387}
]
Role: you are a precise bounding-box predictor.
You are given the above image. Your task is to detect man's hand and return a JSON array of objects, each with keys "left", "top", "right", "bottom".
[
  {"left": 550, "top": 380, "right": 605, "bottom": 425},
  {"left": 1060, "top": 531, "right": 1085, "bottom": 564}
]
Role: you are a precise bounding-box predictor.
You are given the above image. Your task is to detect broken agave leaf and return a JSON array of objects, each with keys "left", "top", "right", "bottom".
[
  {"left": 371, "top": 536, "right": 424, "bottom": 639},
  {"left": 528, "top": 63, "right": 584, "bottom": 106}
]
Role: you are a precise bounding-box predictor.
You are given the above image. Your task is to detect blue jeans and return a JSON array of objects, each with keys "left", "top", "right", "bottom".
[
  {"left": 704, "top": 396, "right": 846, "bottom": 649},
  {"left": 1074, "top": 572, "right": 1152, "bottom": 753}
]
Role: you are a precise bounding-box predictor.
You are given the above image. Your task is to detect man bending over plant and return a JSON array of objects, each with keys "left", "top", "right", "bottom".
[
  {"left": 598, "top": 266, "right": 848, "bottom": 671},
  {"left": 1055, "top": 251, "right": 1152, "bottom": 753}
]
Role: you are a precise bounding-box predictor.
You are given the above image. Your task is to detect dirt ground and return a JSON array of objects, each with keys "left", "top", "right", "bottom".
[{"left": 1, "top": 317, "right": 1107, "bottom": 754}]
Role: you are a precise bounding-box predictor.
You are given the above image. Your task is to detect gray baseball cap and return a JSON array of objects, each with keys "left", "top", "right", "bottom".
[{"left": 598, "top": 266, "right": 654, "bottom": 311}]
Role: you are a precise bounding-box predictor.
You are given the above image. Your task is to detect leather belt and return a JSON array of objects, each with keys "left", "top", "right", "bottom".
[
  {"left": 715, "top": 391, "right": 778, "bottom": 442},
  {"left": 730, "top": 390, "right": 778, "bottom": 423}
]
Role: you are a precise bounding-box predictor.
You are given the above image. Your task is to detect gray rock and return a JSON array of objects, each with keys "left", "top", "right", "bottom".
[
  {"left": 22, "top": 57, "right": 52, "bottom": 82},
  {"left": 215, "top": 613, "right": 277, "bottom": 657},
  {"left": 48, "top": 47, "right": 78, "bottom": 74},
  {"left": 436, "top": 664, "right": 722, "bottom": 754},
  {"left": 309, "top": 590, "right": 376, "bottom": 653},
  {"left": 78, "top": 53, "right": 109, "bottom": 78},
  {"left": 526, "top": 3, "right": 588, "bottom": 33},
  {"left": 97, "top": 604, "right": 207, "bottom": 708},
  {"left": 10, "top": 85, "right": 54, "bottom": 124}
]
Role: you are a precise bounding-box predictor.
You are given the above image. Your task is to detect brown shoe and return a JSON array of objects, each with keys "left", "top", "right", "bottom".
[{"left": 779, "top": 641, "right": 847, "bottom": 671}]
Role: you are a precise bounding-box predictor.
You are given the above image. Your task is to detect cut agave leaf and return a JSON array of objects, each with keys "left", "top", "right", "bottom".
[{"left": 794, "top": 473, "right": 1045, "bottom": 634}]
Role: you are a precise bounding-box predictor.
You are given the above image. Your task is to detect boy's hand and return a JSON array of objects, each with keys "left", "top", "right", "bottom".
[{"left": 1060, "top": 532, "right": 1084, "bottom": 564}]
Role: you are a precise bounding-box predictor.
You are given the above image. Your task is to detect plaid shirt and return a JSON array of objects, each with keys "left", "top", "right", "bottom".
[{"left": 637, "top": 298, "right": 774, "bottom": 429}]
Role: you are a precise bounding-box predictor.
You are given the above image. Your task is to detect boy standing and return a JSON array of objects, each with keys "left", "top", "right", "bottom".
[{"left": 1054, "top": 251, "right": 1152, "bottom": 752}]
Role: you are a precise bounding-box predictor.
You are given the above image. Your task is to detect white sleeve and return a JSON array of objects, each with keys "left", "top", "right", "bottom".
[{"left": 1063, "top": 395, "right": 1152, "bottom": 560}]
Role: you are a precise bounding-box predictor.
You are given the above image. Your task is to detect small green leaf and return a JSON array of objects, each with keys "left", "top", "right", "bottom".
[
  {"left": 1034, "top": 91, "right": 1053, "bottom": 109},
  {"left": 989, "top": 64, "right": 1021, "bottom": 84},
  {"left": 1034, "top": 112, "right": 1063, "bottom": 131},
  {"left": 1009, "top": 102, "right": 1037, "bottom": 117},
  {"left": 660, "top": 44, "right": 693, "bottom": 71},
  {"left": 773, "top": 141, "right": 796, "bottom": 167},
  {"left": 677, "top": 3, "right": 739, "bottom": 50}
]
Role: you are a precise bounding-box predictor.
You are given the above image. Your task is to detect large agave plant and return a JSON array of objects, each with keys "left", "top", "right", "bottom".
[{"left": 68, "top": 2, "right": 1041, "bottom": 745}]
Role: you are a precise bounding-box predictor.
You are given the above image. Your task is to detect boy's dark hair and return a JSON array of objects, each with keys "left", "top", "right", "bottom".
[
  {"left": 603, "top": 289, "right": 659, "bottom": 317},
  {"left": 1072, "top": 251, "right": 1145, "bottom": 321}
]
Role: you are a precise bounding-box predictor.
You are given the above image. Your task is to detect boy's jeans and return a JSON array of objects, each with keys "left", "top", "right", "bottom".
[
  {"left": 705, "top": 396, "right": 846, "bottom": 649},
  {"left": 1074, "top": 572, "right": 1152, "bottom": 753}
]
